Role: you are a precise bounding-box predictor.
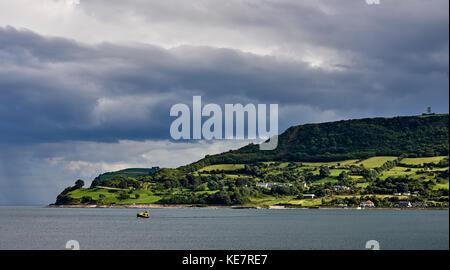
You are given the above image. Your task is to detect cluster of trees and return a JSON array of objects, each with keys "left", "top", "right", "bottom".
[
  {"left": 91, "top": 175, "right": 141, "bottom": 189},
  {"left": 159, "top": 187, "right": 255, "bottom": 205},
  {"left": 366, "top": 176, "right": 424, "bottom": 194},
  {"left": 259, "top": 185, "right": 304, "bottom": 196}
]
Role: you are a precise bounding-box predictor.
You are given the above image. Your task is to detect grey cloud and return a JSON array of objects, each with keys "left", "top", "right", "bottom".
[{"left": 0, "top": 24, "right": 448, "bottom": 146}]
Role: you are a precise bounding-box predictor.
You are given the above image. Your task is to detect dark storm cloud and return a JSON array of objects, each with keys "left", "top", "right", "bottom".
[{"left": 1, "top": 13, "right": 448, "bottom": 145}]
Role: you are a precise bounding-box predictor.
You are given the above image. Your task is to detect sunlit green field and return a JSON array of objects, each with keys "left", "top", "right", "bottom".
[
  {"left": 379, "top": 166, "right": 421, "bottom": 180},
  {"left": 68, "top": 187, "right": 163, "bottom": 204},
  {"left": 355, "top": 182, "right": 370, "bottom": 188},
  {"left": 198, "top": 164, "right": 245, "bottom": 172},
  {"left": 67, "top": 186, "right": 220, "bottom": 204},
  {"left": 400, "top": 156, "right": 448, "bottom": 165},
  {"left": 247, "top": 195, "right": 322, "bottom": 207},
  {"left": 355, "top": 156, "right": 398, "bottom": 168},
  {"left": 433, "top": 182, "right": 449, "bottom": 190}
]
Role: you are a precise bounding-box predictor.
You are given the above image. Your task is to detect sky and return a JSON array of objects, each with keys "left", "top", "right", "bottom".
[{"left": 0, "top": 0, "right": 448, "bottom": 204}]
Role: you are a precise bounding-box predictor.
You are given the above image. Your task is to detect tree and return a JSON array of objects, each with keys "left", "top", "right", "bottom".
[
  {"left": 319, "top": 166, "right": 331, "bottom": 178},
  {"left": 90, "top": 179, "right": 100, "bottom": 188},
  {"left": 74, "top": 179, "right": 85, "bottom": 189},
  {"left": 338, "top": 171, "right": 349, "bottom": 181},
  {"left": 81, "top": 196, "right": 93, "bottom": 204},
  {"left": 117, "top": 191, "right": 130, "bottom": 200}
]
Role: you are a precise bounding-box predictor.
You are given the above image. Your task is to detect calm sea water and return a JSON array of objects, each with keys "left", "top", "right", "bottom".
[{"left": 0, "top": 206, "right": 448, "bottom": 250}]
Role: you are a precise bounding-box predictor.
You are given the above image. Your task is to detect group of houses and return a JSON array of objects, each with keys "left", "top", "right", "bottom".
[
  {"left": 358, "top": 200, "right": 426, "bottom": 208},
  {"left": 255, "top": 182, "right": 293, "bottom": 189},
  {"left": 393, "top": 192, "right": 411, "bottom": 196},
  {"left": 333, "top": 185, "right": 350, "bottom": 191},
  {"left": 254, "top": 182, "right": 428, "bottom": 208},
  {"left": 393, "top": 191, "right": 420, "bottom": 196}
]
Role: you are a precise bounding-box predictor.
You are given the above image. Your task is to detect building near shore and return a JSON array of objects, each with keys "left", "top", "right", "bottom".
[
  {"left": 360, "top": 200, "right": 375, "bottom": 207},
  {"left": 333, "top": 185, "right": 350, "bottom": 191},
  {"left": 303, "top": 194, "right": 315, "bottom": 199},
  {"left": 395, "top": 201, "right": 412, "bottom": 208},
  {"left": 256, "top": 182, "right": 292, "bottom": 189},
  {"left": 412, "top": 201, "right": 428, "bottom": 208}
]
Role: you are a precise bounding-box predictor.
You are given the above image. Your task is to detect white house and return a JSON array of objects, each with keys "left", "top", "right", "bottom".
[
  {"left": 277, "top": 183, "right": 293, "bottom": 187},
  {"left": 333, "top": 185, "right": 350, "bottom": 191},
  {"left": 256, "top": 182, "right": 291, "bottom": 189},
  {"left": 256, "top": 183, "right": 269, "bottom": 188},
  {"left": 299, "top": 182, "right": 308, "bottom": 188},
  {"left": 360, "top": 200, "right": 375, "bottom": 207}
]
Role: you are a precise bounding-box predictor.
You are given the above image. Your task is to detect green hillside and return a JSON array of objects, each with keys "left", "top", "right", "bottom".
[
  {"left": 181, "top": 114, "right": 449, "bottom": 172},
  {"left": 53, "top": 114, "right": 449, "bottom": 208}
]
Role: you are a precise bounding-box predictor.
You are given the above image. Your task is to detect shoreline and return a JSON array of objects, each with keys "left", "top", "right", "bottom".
[{"left": 46, "top": 204, "right": 449, "bottom": 210}]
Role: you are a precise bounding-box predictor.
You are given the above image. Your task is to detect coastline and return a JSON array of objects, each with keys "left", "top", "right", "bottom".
[{"left": 46, "top": 204, "right": 449, "bottom": 210}]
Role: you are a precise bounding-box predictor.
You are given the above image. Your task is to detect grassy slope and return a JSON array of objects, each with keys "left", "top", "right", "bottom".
[{"left": 180, "top": 114, "right": 449, "bottom": 171}]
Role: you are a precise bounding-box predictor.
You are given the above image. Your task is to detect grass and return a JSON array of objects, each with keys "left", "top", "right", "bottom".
[
  {"left": 246, "top": 195, "right": 323, "bottom": 207},
  {"left": 246, "top": 195, "right": 297, "bottom": 207},
  {"left": 311, "top": 177, "right": 338, "bottom": 185},
  {"left": 433, "top": 181, "right": 449, "bottom": 190},
  {"left": 197, "top": 164, "right": 244, "bottom": 172},
  {"left": 355, "top": 182, "right": 370, "bottom": 188},
  {"left": 68, "top": 188, "right": 164, "bottom": 204},
  {"left": 297, "top": 198, "right": 322, "bottom": 207},
  {"left": 356, "top": 156, "right": 398, "bottom": 168},
  {"left": 329, "top": 169, "right": 347, "bottom": 177},
  {"left": 400, "top": 156, "right": 447, "bottom": 165},
  {"left": 118, "top": 193, "right": 162, "bottom": 204},
  {"left": 379, "top": 166, "right": 420, "bottom": 180}
]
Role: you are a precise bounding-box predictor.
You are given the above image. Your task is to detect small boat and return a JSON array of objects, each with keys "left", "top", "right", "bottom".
[{"left": 137, "top": 210, "right": 150, "bottom": 218}]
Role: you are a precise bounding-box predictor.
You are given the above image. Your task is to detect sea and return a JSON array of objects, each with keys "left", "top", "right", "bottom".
[{"left": 0, "top": 206, "right": 448, "bottom": 250}]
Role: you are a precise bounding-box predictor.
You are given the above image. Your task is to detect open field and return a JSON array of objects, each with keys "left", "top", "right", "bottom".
[
  {"left": 355, "top": 156, "right": 398, "bottom": 168},
  {"left": 379, "top": 166, "right": 421, "bottom": 180},
  {"left": 355, "top": 182, "right": 370, "bottom": 188},
  {"left": 433, "top": 181, "right": 449, "bottom": 190},
  {"left": 197, "top": 164, "right": 245, "bottom": 172},
  {"left": 400, "top": 156, "right": 448, "bottom": 165}
]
